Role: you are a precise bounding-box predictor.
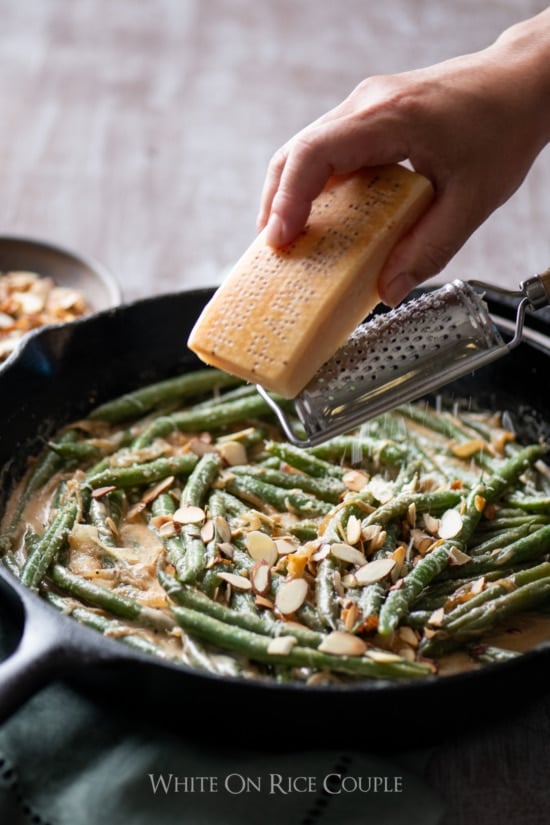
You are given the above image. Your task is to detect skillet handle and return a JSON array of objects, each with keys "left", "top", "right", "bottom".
[{"left": 0, "top": 570, "right": 74, "bottom": 724}]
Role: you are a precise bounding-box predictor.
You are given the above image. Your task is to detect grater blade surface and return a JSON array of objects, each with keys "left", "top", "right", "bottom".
[{"left": 292, "top": 279, "right": 507, "bottom": 442}]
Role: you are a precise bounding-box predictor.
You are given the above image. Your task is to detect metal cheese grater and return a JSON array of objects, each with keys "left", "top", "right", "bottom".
[{"left": 256, "top": 271, "right": 550, "bottom": 447}]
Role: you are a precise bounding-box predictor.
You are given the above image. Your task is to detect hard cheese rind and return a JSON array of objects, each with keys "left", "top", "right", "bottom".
[{"left": 187, "top": 164, "right": 434, "bottom": 398}]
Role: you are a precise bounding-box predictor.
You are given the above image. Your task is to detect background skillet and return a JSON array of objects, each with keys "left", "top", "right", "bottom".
[{"left": 0, "top": 286, "right": 550, "bottom": 751}]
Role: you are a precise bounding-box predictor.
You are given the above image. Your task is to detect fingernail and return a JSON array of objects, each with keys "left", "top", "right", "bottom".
[
  {"left": 380, "top": 273, "right": 417, "bottom": 307},
  {"left": 265, "top": 213, "right": 285, "bottom": 248}
]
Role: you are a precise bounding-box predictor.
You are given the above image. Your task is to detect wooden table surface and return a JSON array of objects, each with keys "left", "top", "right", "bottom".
[{"left": 1, "top": 1, "right": 550, "bottom": 822}]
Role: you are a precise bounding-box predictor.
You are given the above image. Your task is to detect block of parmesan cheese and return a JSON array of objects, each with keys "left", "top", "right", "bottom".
[{"left": 187, "top": 163, "right": 434, "bottom": 398}]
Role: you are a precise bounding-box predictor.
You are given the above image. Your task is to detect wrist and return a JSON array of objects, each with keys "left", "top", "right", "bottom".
[{"left": 490, "top": 9, "right": 550, "bottom": 142}]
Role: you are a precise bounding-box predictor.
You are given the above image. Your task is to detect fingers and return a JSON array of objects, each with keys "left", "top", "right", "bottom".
[{"left": 258, "top": 116, "right": 407, "bottom": 248}]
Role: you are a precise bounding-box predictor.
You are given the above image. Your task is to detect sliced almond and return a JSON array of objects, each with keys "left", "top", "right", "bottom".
[
  {"left": 343, "top": 469, "right": 369, "bottom": 492},
  {"left": 448, "top": 546, "right": 471, "bottom": 566},
  {"left": 200, "top": 519, "right": 215, "bottom": 542},
  {"left": 141, "top": 475, "right": 175, "bottom": 504},
  {"left": 318, "top": 631, "right": 367, "bottom": 657},
  {"left": 451, "top": 438, "right": 489, "bottom": 458},
  {"left": 398, "top": 626, "right": 419, "bottom": 648},
  {"left": 217, "top": 571, "right": 251, "bottom": 590},
  {"left": 218, "top": 440, "right": 248, "bottom": 466},
  {"left": 275, "top": 538, "right": 297, "bottom": 556},
  {"left": 255, "top": 594, "right": 274, "bottom": 609},
  {"left": 312, "top": 544, "right": 331, "bottom": 562},
  {"left": 361, "top": 523, "right": 382, "bottom": 543},
  {"left": 330, "top": 542, "right": 367, "bottom": 567},
  {"left": 474, "top": 495, "right": 486, "bottom": 514},
  {"left": 355, "top": 557, "right": 395, "bottom": 586},
  {"left": 250, "top": 560, "right": 271, "bottom": 595},
  {"left": 346, "top": 515, "right": 362, "bottom": 545},
  {"left": 365, "top": 649, "right": 404, "bottom": 664},
  {"left": 91, "top": 485, "right": 117, "bottom": 499},
  {"left": 173, "top": 505, "right": 206, "bottom": 525},
  {"left": 275, "top": 578, "right": 308, "bottom": 615},
  {"left": 214, "top": 515, "right": 232, "bottom": 543},
  {"left": 267, "top": 635, "right": 297, "bottom": 656},
  {"left": 423, "top": 513, "right": 440, "bottom": 535},
  {"left": 244, "top": 530, "right": 278, "bottom": 566},
  {"left": 217, "top": 542, "right": 235, "bottom": 559},
  {"left": 438, "top": 509, "right": 463, "bottom": 539}
]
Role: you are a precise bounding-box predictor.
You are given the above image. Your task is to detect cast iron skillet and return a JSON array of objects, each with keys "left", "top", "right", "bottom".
[{"left": 0, "top": 287, "right": 550, "bottom": 751}]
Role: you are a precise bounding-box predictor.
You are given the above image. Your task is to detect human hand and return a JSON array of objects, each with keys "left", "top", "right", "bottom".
[{"left": 257, "top": 10, "right": 550, "bottom": 306}]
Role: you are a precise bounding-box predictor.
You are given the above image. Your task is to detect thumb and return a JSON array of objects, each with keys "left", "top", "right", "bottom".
[{"left": 377, "top": 192, "right": 477, "bottom": 307}]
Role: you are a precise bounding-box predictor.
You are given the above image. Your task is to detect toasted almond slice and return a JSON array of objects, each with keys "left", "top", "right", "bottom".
[
  {"left": 173, "top": 505, "right": 206, "bottom": 525},
  {"left": 361, "top": 523, "right": 382, "bottom": 543},
  {"left": 398, "top": 626, "right": 419, "bottom": 648},
  {"left": 200, "top": 519, "right": 215, "bottom": 542},
  {"left": 217, "top": 542, "right": 235, "bottom": 559},
  {"left": 214, "top": 515, "right": 232, "bottom": 543},
  {"left": 343, "top": 469, "right": 369, "bottom": 492},
  {"left": 451, "top": 438, "right": 489, "bottom": 458},
  {"left": 91, "top": 485, "right": 117, "bottom": 499},
  {"left": 267, "top": 635, "right": 298, "bottom": 656},
  {"left": 318, "top": 631, "right": 367, "bottom": 657},
  {"left": 365, "top": 649, "right": 404, "bottom": 663},
  {"left": 159, "top": 521, "right": 177, "bottom": 538},
  {"left": 244, "top": 530, "right": 278, "bottom": 566},
  {"left": 218, "top": 440, "right": 248, "bottom": 466},
  {"left": 330, "top": 542, "right": 367, "bottom": 566},
  {"left": 275, "top": 538, "right": 297, "bottom": 556},
  {"left": 275, "top": 577, "right": 308, "bottom": 615},
  {"left": 448, "top": 546, "right": 471, "bottom": 566},
  {"left": 217, "top": 571, "right": 251, "bottom": 590},
  {"left": 346, "top": 515, "right": 362, "bottom": 545},
  {"left": 312, "top": 544, "right": 331, "bottom": 562},
  {"left": 141, "top": 475, "right": 175, "bottom": 504},
  {"left": 438, "top": 509, "right": 463, "bottom": 539},
  {"left": 428, "top": 607, "right": 445, "bottom": 627},
  {"left": 255, "top": 594, "right": 274, "bottom": 609},
  {"left": 355, "top": 557, "right": 395, "bottom": 586},
  {"left": 250, "top": 560, "right": 271, "bottom": 595},
  {"left": 474, "top": 495, "right": 486, "bottom": 514},
  {"left": 423, "top": 513, "right": 440, "bottom": 535}
]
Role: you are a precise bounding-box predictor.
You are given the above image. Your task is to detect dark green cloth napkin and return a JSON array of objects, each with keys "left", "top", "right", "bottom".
[{"left": 0, "top": 679, "right": 445, "bottom": 825}]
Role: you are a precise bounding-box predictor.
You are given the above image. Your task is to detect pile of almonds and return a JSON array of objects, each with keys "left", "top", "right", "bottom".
[{"left": 0, "top": 270, "right": 88, "bottom": 361}]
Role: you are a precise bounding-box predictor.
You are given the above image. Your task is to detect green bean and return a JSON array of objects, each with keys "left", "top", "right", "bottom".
[
  {"left": 176, "top": 452, "right": 222, "bottom": 586},
  {"left": 225, "top": 474, "right": 331, "bottom": 517},
  {"left": 421, "top": 577, "right": 550, "bottom": 656},
  {"left": 20, "top": 502, "right": 79, "bottom": 588},
  {"left": 362, "top": 490, "right": 462, "bottom": 530},
  {"left": 265, "top": 441, "right": 345, "bottom": 478},
  {"left": 378, "top": 545, "right": 451, "bottom": 636},
  {"left": 181, "top": 452, "right": 222, "bottom": 508},
  {"left": 1, "top": 430, "right": 79, "bottom": 547},
  {"left": 89, "top": 368, "right": 242, "bottom": 423},
  {"left": 170, "top": 604, "right": 433, "bottom": 679},
  {"left": 230, "top": 464, "right": 345, "bottom": 503},
  {"left": 160, "top": 567, "right": 324, "bottom": 648},
  {"left": 50, "top": 564, "right": 174, "bottom": 631},
  {"left": 315, "top": 557, "right": 340, "bottom": 630},
  {"left": 491, "top": 524, "right": 550, "bottom": 567},
  {"left": 85, "top": 453, "right": 198, "bottom": 490},
  {"left": 438, "top": 561, "right": 550, "bottom": 630},
  {"left": 309, "top": 436, "right": 407, "bottom": 468},
  {"left": 133, "top": 392, "right": 286, "bottom": 447},
  {"left": 469, "top": 644, "right": 520, "bottom": 664},
  {"left": 43, "top": 591, "right": 173, "bottom": 659}
]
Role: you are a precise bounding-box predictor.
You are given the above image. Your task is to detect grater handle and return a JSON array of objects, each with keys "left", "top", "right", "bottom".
[{"left": 520, "top": 267, "right": 550, "bottom": 310}]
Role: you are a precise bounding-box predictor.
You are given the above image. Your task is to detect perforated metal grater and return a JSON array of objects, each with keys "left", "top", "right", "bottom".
[{"left": 256, "top": 271, "right": 550, "bottom": 447}]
